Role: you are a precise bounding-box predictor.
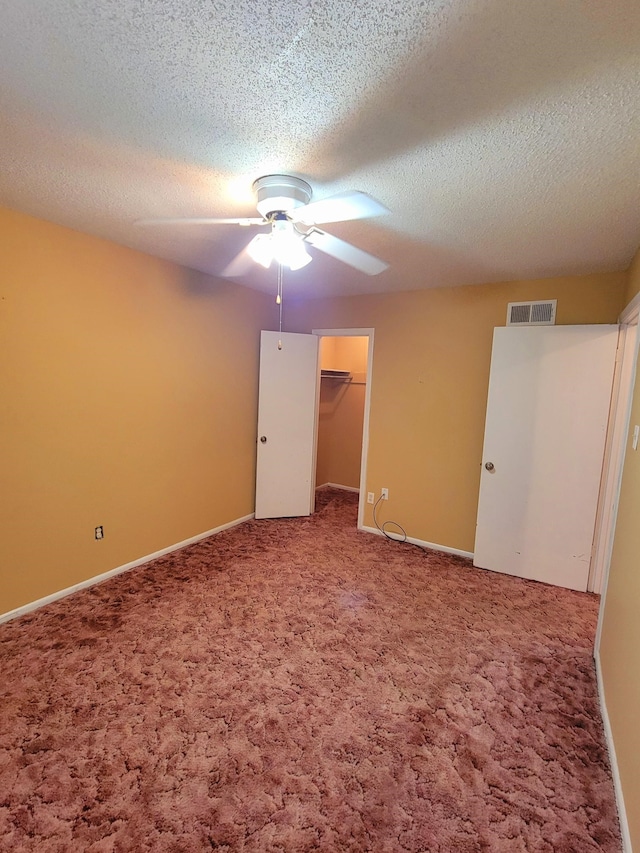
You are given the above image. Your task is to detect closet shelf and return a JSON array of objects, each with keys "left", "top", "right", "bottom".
[{"left": 320, "top": 369, "right": 352, "bottom": 382}]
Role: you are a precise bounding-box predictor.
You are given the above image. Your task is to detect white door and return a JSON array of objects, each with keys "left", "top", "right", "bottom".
[
  {"left": 255, "top": 331, "right": 319, "bottom": 519},
  {"left": 474, "top": 325, "right": 618, "bottom": 592}
]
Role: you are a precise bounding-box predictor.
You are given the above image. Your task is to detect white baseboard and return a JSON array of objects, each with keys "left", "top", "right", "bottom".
[
  {"left": 0, "top": 512, "right": 255, "bottom": 626},
  {"left": 360, "top": 525, "right": 474, "bottom": 559},
  {"left": 318, "top": 482, "right": 360, "bottom": 493},
  {"left": 594, "top": 651, "right": 632, "bottom": 852}
]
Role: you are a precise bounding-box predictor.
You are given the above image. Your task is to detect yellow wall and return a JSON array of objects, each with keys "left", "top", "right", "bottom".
[
  {"left": 599, "top": 245, "right": 640, "bottom": 850},
  {"left": 0, "top": 205, "right": 273, "bottom": 615},
  {"left": 288, "top": 273, "right": 625, "bottom": 550},
  {"left": 625, "top": 245, "right": 640, "bottom": 304},
  {"left": 316, "top": 336, "right": 368, "bottom": 489},
  {"left": 2, "top": 199, "right": 636, "bottom": 838}
]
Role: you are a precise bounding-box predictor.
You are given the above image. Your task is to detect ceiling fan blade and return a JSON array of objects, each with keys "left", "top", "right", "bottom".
[
  {"left": 304, "top": 229, "right": 389, "bottom": 275},
  {"left": 219, "top": 236, "right": 263, "bottom": 277},
  {"left": 135, "top": 217, "right": 264, "bottom": 226},
  {"left": 292, "top": 191, "right": 389, "bottom": 226}
]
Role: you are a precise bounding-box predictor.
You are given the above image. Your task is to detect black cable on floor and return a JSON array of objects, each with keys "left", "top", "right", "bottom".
[{"left": 372, "top": 492, "right": 407, "bottom": 543}]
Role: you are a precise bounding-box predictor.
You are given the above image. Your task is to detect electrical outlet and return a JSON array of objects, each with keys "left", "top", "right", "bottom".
[
  {"left": 381, "top": 488, "right": 389, "bottom": 500},
  {"left": 95, "top": 525, "right": 104, "bottom": 540},
  {"left": 367, "top": 492, "right": 375, "bottom": 504}
]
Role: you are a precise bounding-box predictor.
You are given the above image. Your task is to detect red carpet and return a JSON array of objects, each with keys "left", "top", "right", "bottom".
[{"left": 0, "top": 489, "right": 620, "bottom": 851}]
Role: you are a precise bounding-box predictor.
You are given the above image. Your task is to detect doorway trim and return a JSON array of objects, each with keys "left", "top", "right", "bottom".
[
  {"left": 591, "top": 291, "right": 640, "bottom": 853},
  {"left": 594, "top": 291, "right": 640, "bottom": 642},
  {"left": 313, "top": 327, "right": 374, "bottom": 531},
  {"left": 589, "top": 318, "right": 639, "bottom": 593}
]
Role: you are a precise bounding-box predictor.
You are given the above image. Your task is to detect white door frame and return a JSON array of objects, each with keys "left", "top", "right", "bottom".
[
  {"left": 589, "top": 318, "right": 638, "bottom": 592},
  {"left": 312, "top": 328, "right": 374, "bottom": 531},
  {"left": 594, "top": 291, "right": 640, "bottom": 650}
]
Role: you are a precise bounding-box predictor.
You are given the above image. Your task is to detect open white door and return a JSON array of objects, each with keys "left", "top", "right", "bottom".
[
  {"left": 474, "top": 325, "right": 618, "bottom": 592},
  {"left": 255, "top": 331, "right": 319, "bottom": 519}
]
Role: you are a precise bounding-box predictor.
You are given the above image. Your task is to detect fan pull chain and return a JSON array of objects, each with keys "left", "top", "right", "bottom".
[{"left": 277, "top": 262, "right": 283, "bottom": 347}]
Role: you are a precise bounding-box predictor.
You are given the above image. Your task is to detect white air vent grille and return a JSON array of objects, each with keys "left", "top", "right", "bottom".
[{"left": 506, "top": 300, "right": 556, "bottom": 326}]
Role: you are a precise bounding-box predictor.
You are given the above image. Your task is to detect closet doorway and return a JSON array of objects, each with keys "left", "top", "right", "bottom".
[{"left": 313, "top": 328, "right": 374, "bottom": 530}]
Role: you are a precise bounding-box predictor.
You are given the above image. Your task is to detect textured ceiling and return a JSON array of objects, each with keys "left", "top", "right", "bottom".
[{"left": 1, "top": 0, "right": 639, "bottom": 298}]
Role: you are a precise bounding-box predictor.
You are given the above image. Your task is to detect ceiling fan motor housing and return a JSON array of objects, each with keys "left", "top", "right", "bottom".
[{"left": 254, "top": 175, "right": 312, "bottom": 218}]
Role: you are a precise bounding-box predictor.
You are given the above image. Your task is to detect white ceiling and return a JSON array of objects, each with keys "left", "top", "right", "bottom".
[{"left": 1, "top": 0, "right": 639, "bottom": 298}]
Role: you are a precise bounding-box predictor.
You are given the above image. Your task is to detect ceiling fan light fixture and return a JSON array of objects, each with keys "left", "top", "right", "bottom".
[
  {"left": 138, "top": 173, "right": 388, "bottom": 277},
  {"left": 246, "top": 233, "right": 274, "bottom": 269},
  {"left": 254, "top": 175, "right": 312, "bottom": 218},
  {"left": 283, "top": 240, "right": 312, "bottom": 270},
  {"left": 271, "top": 218, "right": 311, "bottom": 270}
]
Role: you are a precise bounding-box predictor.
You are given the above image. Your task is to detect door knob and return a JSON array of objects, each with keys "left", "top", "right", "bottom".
[
  {"left": 260, "top": 435, "right": 267, "bottom": 443},
  {"left": 485, "top": 461, "right": 495, "bottom": 471}
]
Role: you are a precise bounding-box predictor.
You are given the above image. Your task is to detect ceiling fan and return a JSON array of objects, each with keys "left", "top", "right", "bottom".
[{"left": 136, "top": 175, "right": 390, "bottom": 277}]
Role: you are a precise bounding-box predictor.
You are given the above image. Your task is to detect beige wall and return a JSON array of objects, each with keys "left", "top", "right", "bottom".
[
  {"left": 288, "top": 273, "right": 625, "bottom": 551},
  {"left": 0, "top": 205, "right": 273, "bottom": 615},
  {"left": 2, "top": 199, "right": 637, "bottom": 839},
  {"left": 316, "top": 336, "right": 368, "bottom": 489},
  {"left": 599, "top": 245, "right": 640, "bottom": 850},
  {"left": 625, "top": 246, "right": 640, "bottom": 304}
]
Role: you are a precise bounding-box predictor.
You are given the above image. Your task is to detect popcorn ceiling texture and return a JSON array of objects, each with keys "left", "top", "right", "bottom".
[
  {"left": 0, "top": 0, "right": 639, "bottom": 297},
  {"left": 0, "top": 489, "right": 620, "bottom": 851}
]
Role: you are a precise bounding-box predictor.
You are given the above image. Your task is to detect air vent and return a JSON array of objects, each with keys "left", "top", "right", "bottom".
[{"left": 506, "top": 300, "right": 556, "bottom": 326}]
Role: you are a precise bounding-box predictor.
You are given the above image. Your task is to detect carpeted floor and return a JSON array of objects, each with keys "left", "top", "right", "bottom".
[{"left": 0, "top": 488, "right": 620, "bottom": 852}]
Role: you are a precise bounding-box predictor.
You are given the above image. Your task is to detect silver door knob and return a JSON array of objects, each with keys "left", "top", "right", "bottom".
[
  {"left": 260, "top": 435, "right": 267, "bottom": 443},
  {"left": 485, "top": 462, "right": 495, "bottom": 471}
]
